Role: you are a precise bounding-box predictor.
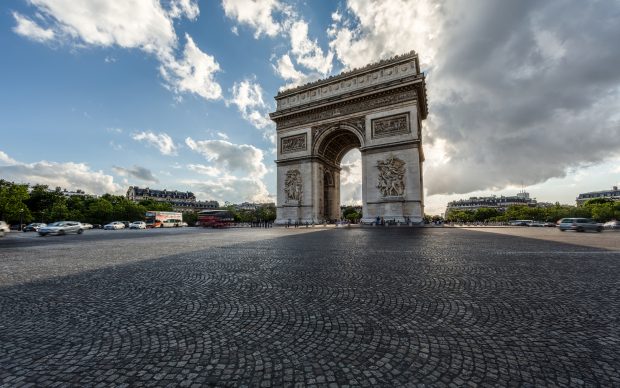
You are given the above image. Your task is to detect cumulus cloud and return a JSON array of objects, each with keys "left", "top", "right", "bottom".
[
  {"left": 273, "top": 54, "right": 323, "bottom": 90},
  {"left": 184, "top": 137, "right": 272, "bottom": 203},
  {"left": 289, "top": 20, "right": 333, "bottom": 75},
  {"left": 185, "top": 137, "right": 267, "bottom": 178},
  {"left": 272, "top": 22, "right": 334, "bottom": 89},
  {"left": 187, "top": 163, "right": 220, "bottom": 177},
  {"left": 228, "top": 78, "right": 274, "bottom": 137},
  {"left": 186, "top": 177, "right": 273, "bottom": 204},
  {"left": 13, "top": 0, "right": 222, "bottom": 102},
  {"left": 112, "top": 165, "right": 159, "bottom": 183},
  {"left": 167, "top": 0, "right": 200, "bottom": 20},
  {"left": 221, "top": 0, "right": 282, "bottom": 38},
  {"left": 330, "top": 0, "right": 620, "bottom": 196},
  {"left": 220, "top": 0, "right": 333, "bottom": 89},
  {"left": 340, "top": 150, "right": 362, "bottom": 205},
  {"left": 20, "top": 0, "right": 178, "bottom": 57},
  {"left": 0, "top": 151, "right": 18, "bottom": 165},
  {"left": 328, "top": 0, "right": 438, "bottom": 69},
  {"left": 0, "top": 150, "right": 122, "bottom": 195},
  {"left": 132, "top": 131, "right": 178, "bottom": 156},
  {"left": 12, "top": 12, "right": 55, "bottom": 42},
  {"left": 160, "top": 34, "right": 222, "bottom": 100}
]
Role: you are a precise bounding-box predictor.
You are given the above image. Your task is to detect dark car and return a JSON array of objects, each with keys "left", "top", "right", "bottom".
[{"left": 23, "top": 223, "right": 46, "bottom": 232}]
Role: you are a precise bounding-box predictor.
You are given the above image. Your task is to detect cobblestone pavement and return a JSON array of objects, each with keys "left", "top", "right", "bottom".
[{"left": 1, "top": 227, "right": 619, "bottom": 387}]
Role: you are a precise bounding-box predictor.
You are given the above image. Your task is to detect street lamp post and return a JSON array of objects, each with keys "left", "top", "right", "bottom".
[{"left": 19, "top": 208, "right": 24, "bottom": 231}]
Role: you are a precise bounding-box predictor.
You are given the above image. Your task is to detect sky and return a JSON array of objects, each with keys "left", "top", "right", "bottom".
[{"left": 1, "top": 0, "right": 619, "bottom": 215}]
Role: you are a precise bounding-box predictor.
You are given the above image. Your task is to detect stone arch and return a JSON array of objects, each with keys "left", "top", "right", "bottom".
[
  {"left": 313, "top": 123, "right": 364, "bottom": 166},
  {"left": 311, "top": 123, "right": 364, "bottom": 220},
  {"left": 272, "top": 51, "right": 428, "bottom": 225}
]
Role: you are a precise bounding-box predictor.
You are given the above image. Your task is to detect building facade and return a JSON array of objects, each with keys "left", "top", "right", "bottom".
[
  {"left": 445, "top": 191, "right": 539, "bottom": 215},
  {"left": 126, "top": 186, "right": 219, "bottom": 212},
  {"left": 576, "top": 186, "right": 620, "bottom": 205}
]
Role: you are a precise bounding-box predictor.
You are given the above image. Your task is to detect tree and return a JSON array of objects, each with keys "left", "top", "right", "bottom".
[
  {"left": 342, "top": 206, "right": 362, "bottom": 223},
  {"left": 474, "top": 207, "right": 500, "bottom": 222},
  {"left": 87, "top": 198, "right": 114, "bottom": 224},
  {"left": 138, "top": 199, "right": 173, "bottom": 211},
  {"left": 0, "top": 180, "right": 32, "bottom": 224},
  {"left": 183, "top": 211, "right": 198, "bottom": 226}
]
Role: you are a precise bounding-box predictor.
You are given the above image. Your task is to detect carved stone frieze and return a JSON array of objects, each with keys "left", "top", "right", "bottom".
[
  {"left": 276, "top": 88, "right": 417, "bottom": 130},
  {"left": 311, "top": 116, "right": 365, "bottom": 147},
  {"left": 377, "top": 155, "right": 406, "bottom": 197},
  {"left": 276, "top": 59, "right": 419, "bottom": 110},
  {"left": 371, "top": 113, "right": 410, "bottom": 139},
  {"left": 284, "top": 169, "right": 303, "bottom": 203},
  {"left": 281, "top": 133, "right": 307, "bottom": 154}
]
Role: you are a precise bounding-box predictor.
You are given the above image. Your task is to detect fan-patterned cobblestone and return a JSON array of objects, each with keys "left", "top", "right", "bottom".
[{"left": 1, "top": 228, "right": 619, "bottom": 386}]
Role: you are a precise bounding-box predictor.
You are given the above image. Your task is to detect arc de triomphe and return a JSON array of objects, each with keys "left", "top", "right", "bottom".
[{"left": 270, "top": 51, "right": 428, "bottom": 225}]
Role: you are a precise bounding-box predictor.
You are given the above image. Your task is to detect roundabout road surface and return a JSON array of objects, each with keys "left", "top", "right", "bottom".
[{"left": 1, "top": 227, "right": 619, "bottom": 386}]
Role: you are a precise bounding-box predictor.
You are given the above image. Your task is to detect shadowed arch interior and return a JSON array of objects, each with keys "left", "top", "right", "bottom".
[{"left": 315, "top": 127, "right": 362, "bottom": 166}]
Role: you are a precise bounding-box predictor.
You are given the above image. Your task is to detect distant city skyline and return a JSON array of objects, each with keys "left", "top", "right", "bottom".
[{"left": 1, "top": 0, "right": 619, "bottom": 215}]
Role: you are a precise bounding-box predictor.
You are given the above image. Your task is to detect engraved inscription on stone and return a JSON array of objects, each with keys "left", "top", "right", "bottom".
[
  {"left": 281, "top": 133, "right": 307, "bottom": 154},
  {"left": 377, "top": 155, "right": 406, "bottom": 197},
  {"left": 371, "top": 113, "right": 410, "bottom": 139},
  {"left": 284, "top": 169, "right": 303, "bottom": 203}
]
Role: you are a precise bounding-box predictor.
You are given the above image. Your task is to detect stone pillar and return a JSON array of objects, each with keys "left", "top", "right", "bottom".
[{"left": 360, "top": 105, "right": 424, "bottom": 225}]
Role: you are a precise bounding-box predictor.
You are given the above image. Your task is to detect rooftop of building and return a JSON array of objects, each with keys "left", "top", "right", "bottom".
[{"left": 577, "top": 186, "right": 619, "bottom": 197}]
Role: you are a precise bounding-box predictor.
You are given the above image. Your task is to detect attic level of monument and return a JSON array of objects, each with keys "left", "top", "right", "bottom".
[
  {"left": 271, "top": 51, "right": 428, "bottom": 225},
  {"left": 270, "top": 51, "right": 428, "bottom": 124}
]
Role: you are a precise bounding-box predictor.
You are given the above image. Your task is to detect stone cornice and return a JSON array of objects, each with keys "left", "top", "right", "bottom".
[
  {"left": 272, "top": 51, "right": 427, "bottom": 118},
  {"left": 276, "top": 51, "right": 419, "bottom": 98},
  {"left": 272, "top": 84, "right": 423, "bottom": 131}
]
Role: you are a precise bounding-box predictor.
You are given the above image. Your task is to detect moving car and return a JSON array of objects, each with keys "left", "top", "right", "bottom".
[
  {"left": 509, "top": 220, "right": 533, "bottom": 226},
  {"left": 527, "top": 221, "right": 545, "bottom": 227},
  {"left": 104, "top": 221, "right": 126, "bottom": 230},
  {"left": 0, "top": 221, "right": 9, "bottom": 237},
  {"left": 603, "top": 220, "right": 620, "bottom": 230},
  {"left": 23, "top": 223, "right": 46, "bottom": 232},
  {"left": 38, "top": 221, "right": 84, "bottom": 236},
  {"left": 129, "top": 221, "right": 146, "bottom": 229},
  {"left": 81, "top": 223, "right": 94, "bottom": 229},
  {"left": 557, "top": 218, "right": 603, "bottom": 232}
]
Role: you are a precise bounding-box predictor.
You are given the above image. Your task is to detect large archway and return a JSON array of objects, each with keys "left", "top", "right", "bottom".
[
  {"left": 271, "top": 51, "right": 428, "bottom": 225},
  {"left": 314, "top": 124, "right": 362, "bottom": 221}
]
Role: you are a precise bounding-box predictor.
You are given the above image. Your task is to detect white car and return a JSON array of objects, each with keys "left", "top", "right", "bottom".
[
  {"left": 0, "top": 221, "right": 9, "bottom": 237},
  {"left": 129, "top": 221, "right": 146, "bottom": 229},
  {"left": 81, "top": 223, "right": 94, "bottom": 229},
  {"left": 104, "top": 221, "right": 126, "bottom": 230},
  {"left": 38, "top": 221, "right": 84, "bottom": 236}
]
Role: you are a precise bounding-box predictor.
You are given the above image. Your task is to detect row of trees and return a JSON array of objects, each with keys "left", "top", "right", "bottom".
[
  {"left": 0, "top": 180, "right": 279, "bottom": 227},
  {"left": 224, "top": 204, "right": 276, "bottom": 223},
  {"left": 0, "top": 180, "right": 174, "bottom": 226},
  {"left": 445, "top": 199, "right": 620, "bottom": 223}
]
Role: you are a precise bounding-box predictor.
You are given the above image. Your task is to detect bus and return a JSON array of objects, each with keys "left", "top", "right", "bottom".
[
  {"left": 145, "top": 211, "right": 184, "bottom": 228},
  {"left": 197, "top": 210, "right": 234, "bottom": 228}
]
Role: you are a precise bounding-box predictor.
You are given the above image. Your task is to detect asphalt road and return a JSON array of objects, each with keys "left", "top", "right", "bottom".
[{"left": 1, "top": 227, "right": 619, "bottom": 386}]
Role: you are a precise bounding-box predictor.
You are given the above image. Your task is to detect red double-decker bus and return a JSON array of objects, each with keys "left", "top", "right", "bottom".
[{"left": 197, "top": 210, "right": 234, "bottom": 228}]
